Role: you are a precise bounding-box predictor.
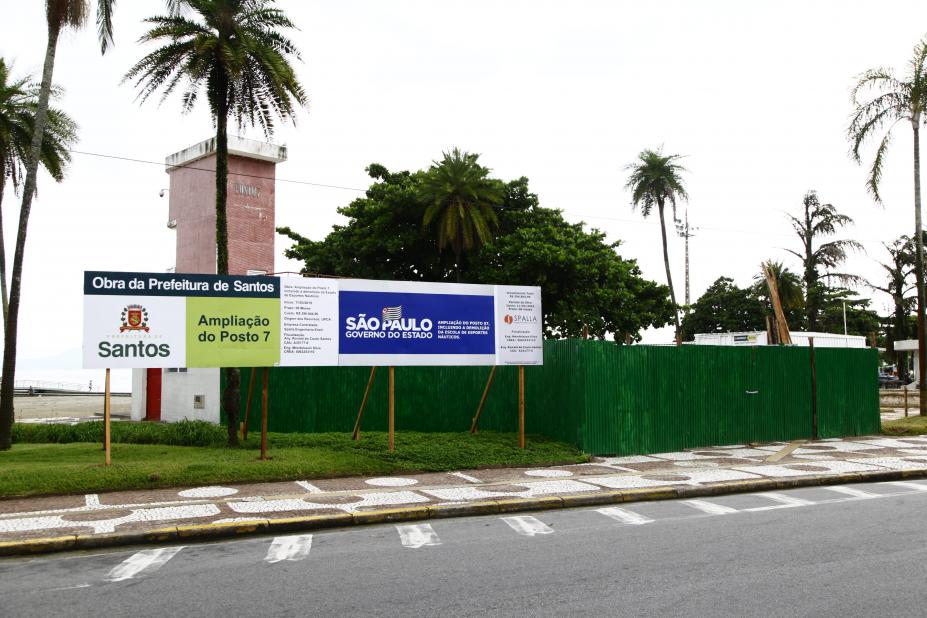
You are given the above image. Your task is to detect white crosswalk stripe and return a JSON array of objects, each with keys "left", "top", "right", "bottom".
[
  {"left": 763, "top": 492, "right": 814, "bottom": 507},
  {"left": 501, "top": 515, "right": 554, "bottom": 536},
  {"left": 105, "top": 547, "right": 185, "bottom": 582},
  {"left": 596, "top": 506, "right": 653, "bottom": 525},
  {"left": 743, "top": 492, "right": 814, "bottom": 511},
  {"left": 396, "top": 524, "right": 441, "bottom": 548},
  {"left": 265, "top": 534, "right": 314, "bottom": 563},
  {"left": 682, "top": 500, "right": 738, "bottom": 515},
  {"left": 887, "top": 481, "right": 927, "bottom": 492},
  {"left": 824, "top": 486, "right": 879, "bottom": 499}
]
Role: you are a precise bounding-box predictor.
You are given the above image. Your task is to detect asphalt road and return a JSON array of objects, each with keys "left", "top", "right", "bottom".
[{"left": 3, "top": 481, "right": 927, "bottom": 617}]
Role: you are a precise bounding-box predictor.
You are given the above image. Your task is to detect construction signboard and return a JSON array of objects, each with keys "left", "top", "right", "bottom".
[{"left": 82, "top": 271, "right": 543, "bottom": 368}]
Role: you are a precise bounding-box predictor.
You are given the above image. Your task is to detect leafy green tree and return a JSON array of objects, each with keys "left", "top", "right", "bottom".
[
  {"left": 279, "top": 165, "right": 674, "bottom": 340},
  {"left": 680, "top": 277, "right": 767, "bottom": 340},
  {"left": 818, "top": 287, "right": 881, "bottom": 339},
  {"left": 419, "top": 149, "right": 503, "bottom": 282},
  {"left": 849, "top": 37, "right": 927, "bottom": 409},
  {"left": 624, "top": 148, "right": 688, "bottom": 338},
  {"left": 0, "top": 0, "right": 116, "bottom": 451},
  {"left": 785, "top": 191, "right": 861, "bottom": 331},
  {"left": 126, "top": 0, "right": 307, "bottom": 446},
  {"left": 0, "top": 59, "right": 77, "bottom": 325}
]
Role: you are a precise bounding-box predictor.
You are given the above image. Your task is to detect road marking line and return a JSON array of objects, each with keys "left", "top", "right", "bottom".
[
  {"left": 682, "top": 500, "right": 738, "bottom": 515},
  {"left": 501, "top": 515, "right": 554, "bottom": 536},
  {"left": 824, "top": 486, "right": 879, "bottom": 499},
  {"left": 888, "top": 481, "right": 927, "bottom": 492},
  {"left": 763, "top": 492, "right": 815, "bottom": 507},
  {"left": 105, "top": 547, "right": 184, "bottom": 582},
  {"left": 396, "top": 524, "right": 441, "bottom": 548},
  {"left": 741, "top": 492, "right": 816, "bottom": 512},
  {"left": 449, "top": 472, "right": 483, "bottom": 484},
  {"left": 265, "top": 534, "right": 313, "bottom": 563},
  {"left": 596, "top": 506, "right": 653, "bottom": 525},
  {"left": 85, "top": 494, "right": 101, "bottom": 509},
  {"left": 295, "top": 481, "right": 322, "bottom": 493},
  {"left": 49, "top": 583, "right": 92, "bottom": 592}
]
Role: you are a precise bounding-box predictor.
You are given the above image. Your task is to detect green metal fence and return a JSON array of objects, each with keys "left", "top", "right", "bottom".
[{"left": 231, "top": 339, "right": 880, "bottom": 455}]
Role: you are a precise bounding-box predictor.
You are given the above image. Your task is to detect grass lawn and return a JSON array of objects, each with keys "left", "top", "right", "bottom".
[
  {"left": 882, "top": 415, "right": 927, "bottom": 436},
  {"left": 0, "top": 429, "right": 589, "bottom": 497}
]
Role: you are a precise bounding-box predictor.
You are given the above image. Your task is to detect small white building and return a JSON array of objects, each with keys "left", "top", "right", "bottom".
[
  {"left": 893, "top": 339, "right": 919, "bottom": 386},
  {"left": 693, "top": 331, "right": 867, "bottom": 348}
]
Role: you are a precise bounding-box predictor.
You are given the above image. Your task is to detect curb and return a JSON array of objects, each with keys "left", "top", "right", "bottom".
[{"left": 2, "top": 467, "right": 926, "bottom": 558}]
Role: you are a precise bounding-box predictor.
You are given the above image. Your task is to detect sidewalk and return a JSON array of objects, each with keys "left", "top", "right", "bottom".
[{"left": 3, "top": 434, "right": 927, "bottom": 555}]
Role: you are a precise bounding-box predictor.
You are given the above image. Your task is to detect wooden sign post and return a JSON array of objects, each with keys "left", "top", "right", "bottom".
[
  {"left": 470, "top": 366, "right": 497, "bottom": 434},
  {"left": 352, "top": 367, "right": 378, "bottom": 441},
  {"left": 104, "top": 368, "right": 112, "bottom": 466}
]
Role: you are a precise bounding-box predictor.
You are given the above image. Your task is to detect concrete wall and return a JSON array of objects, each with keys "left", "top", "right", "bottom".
[
  {"left": 130, "top": 369, "right": 146, "bottom": 421},
  {"left": 160, "top": 369, "right": 220, "bottom": 423}
]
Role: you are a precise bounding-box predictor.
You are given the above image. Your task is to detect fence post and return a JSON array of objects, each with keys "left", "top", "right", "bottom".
[{"left": 809, "top": 337, "right": 818, "bottom": 440}]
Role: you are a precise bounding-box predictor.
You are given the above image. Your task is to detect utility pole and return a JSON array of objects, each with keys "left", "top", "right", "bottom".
[{"left": 675, "top": 207, "right": 697, "bottom": 309}]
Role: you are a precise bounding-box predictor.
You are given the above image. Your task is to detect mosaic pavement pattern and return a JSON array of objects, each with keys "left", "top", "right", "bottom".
[{"left": 2, "top": 435, "right": 927, "bottom": 540}]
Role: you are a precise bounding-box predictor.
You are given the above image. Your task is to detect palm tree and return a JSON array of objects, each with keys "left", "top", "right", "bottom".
[
  {"left": 849, "top": 37, "right": 927, "bottom": 412},
  {"left": 125, "top": 0, "right": 307, "bottom": 445},
  {"left": 871, "top": 236, "right": 917, "bottom": 377},
  {"left": 625, "top": 148, "right": 688, "bottom": 338},
  {"left": 419, "top": 148, "right": 503, "bottom": 282},
  {"left": 0, "top": 0, "right": 115, "bottom": 451},
  {"left": 785, "top": 191, "right": 862, "bottom": 332},
  {"left": 0, "top": 59, "right": 78, "bottom": 324}
]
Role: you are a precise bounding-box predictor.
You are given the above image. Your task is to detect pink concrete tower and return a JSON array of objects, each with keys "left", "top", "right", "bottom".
[
  {"left": 132, "top": 137, "right": 286, "bottom": 425},
  {"left": 165, "top": 136, "right": 286, "bottom": 275}
]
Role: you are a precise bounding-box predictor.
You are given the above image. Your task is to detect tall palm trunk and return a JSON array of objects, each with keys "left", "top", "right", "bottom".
[
  {"left": 912, "top": 119, "right": 926, "bottom": 416},
  {"left": 0, "top": 24, "right": 60, "bottom": 449},
  {"left": 657, "top": 202, "right": 680, "bottom": 339},
  {"left": 215, "top": 82, "right": 240, "bottom": 446},
  {"left": 0, "top": 159, "right": 9, "bottom": 325}
]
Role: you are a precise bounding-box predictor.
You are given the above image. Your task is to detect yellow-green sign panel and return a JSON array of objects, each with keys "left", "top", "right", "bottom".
[{"left": 185, "top": 297, "right": 281, "bottom": 367}]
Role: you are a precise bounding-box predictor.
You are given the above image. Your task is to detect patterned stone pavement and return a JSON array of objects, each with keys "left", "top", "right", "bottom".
[{"left": 2, "top": 434, "right": 927, "bottom": 541}]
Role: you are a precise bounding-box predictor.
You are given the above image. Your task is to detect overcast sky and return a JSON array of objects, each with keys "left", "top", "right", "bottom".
[{"left": 3, "top": 1, "right": 927, "bottom": 389}]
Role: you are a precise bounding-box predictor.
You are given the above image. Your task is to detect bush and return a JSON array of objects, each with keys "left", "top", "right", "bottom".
[{"left": 13, "top": 420, "right": 227, "bottom": 447}]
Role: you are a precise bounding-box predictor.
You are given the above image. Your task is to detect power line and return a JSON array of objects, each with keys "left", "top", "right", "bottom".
[
  {"left": 68, "top": 149, "right": 368, "bottom": 193},
  {"left": 68, "top": 147, "right": 897, "bottom": 244}
]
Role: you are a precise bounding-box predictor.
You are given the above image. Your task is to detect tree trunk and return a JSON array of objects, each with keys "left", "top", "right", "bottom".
[
  {"left": 657, "top": 202, "right": 681, "bottom": 339},
  {"left": 0, "top": 25, "right": 59, "bottom": 449},
  {"left": 214, "top": 85, "right": 240, "bottom": 446},
  {"left": 0, "top": 161, "right": 9, "bottom": 326},
  {"left": 913, "top": 121, "right": 926, "bottom": 415}
]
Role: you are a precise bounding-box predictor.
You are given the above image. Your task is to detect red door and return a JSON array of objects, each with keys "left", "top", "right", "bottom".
[{"left": 146, "top": 368, "right": 162, "bottom": 421}]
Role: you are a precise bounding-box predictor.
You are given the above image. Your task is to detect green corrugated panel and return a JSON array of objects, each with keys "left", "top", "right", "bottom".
[
  {"left": 223, "top": 340, "right": 880, "bottom": 455},
  {"left": 814, "top": 347, "right": 880, "bottom": 437}
]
